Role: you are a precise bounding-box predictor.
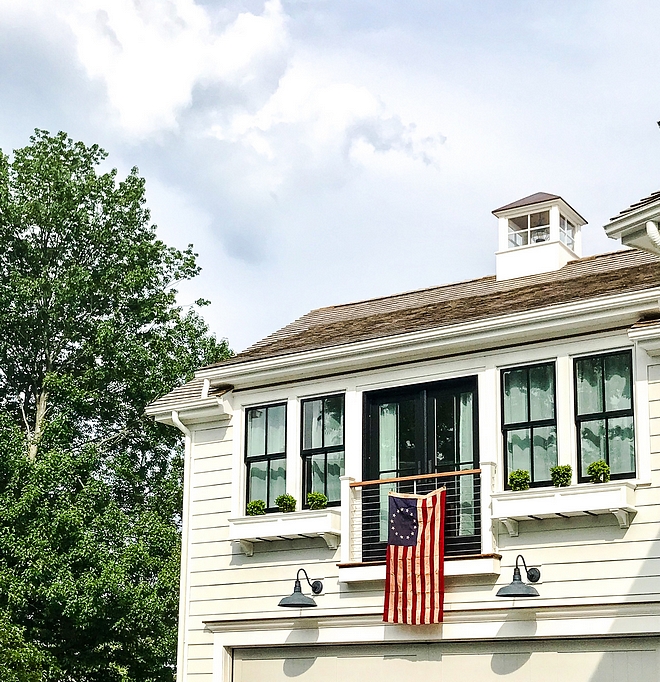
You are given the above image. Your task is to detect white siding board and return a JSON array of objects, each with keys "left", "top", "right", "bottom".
[
  {"left": 192, "top": 456, "right": 232, "bottom": 475},
  {"left": 193, "top": 425, "right": 232, "bottom": 445},
  {"left": 648, "top": 363, "right": 660, "bottom": 382},
  {"left": 191, "top": 483, "right": 232, "bottom": 502},
  {"left": 191, "top": 468, "right": 233, "bottom": 488},
  {"left": 187, "top": 643, "right": 214, "bottom": 661},
  {"left": 189, "top": 498, "right": 232, "bottom": 517},
  {"left": 190, "top": 512, "right": 230, "bottom": 531}
]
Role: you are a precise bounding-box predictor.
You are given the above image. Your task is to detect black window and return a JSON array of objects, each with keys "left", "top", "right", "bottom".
[
  {"left": 501, "top": 363, "right": 557, "bottom": 487},
  {"left": 245, "top": 404, "right": 287, "bottom": 512},
  {"left": 301, "top": 395, "right": 344, "bottom": 506},
  {"left": 575, "top": 351, "right": 635, "bottom": 481}
]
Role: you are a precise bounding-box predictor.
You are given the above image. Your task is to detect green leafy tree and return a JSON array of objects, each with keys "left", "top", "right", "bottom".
[{"left": 0, "top": 130, "right": 231, "bottom": 680}]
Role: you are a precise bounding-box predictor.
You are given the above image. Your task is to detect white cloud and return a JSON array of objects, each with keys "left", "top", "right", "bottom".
[
  {"left": 61, "top": 0, "right": 290, "bottom": 136},
  {"left": 59, "top": 0, "right": 445, "bottom": 176}
]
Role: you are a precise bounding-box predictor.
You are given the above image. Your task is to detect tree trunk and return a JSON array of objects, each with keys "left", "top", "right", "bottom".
[{"left": 28, "top": 389, "right": 48, "bottom": 461}]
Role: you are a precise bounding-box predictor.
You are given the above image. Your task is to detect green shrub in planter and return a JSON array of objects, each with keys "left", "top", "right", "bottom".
[
  {"left": 550, "top": 464, "right": 572, "bottom": 488},
  {"left": 246, "top": 499, "right": 266, "bottom": 516},
  {"left": 587, "top": 459, "right": 610, "bottom": 484},
  {"left": 508, "top": 469, "right": 531, "bottom": 491},
  {"left": 307, "top": 492, "right": 328, "bottom": 510},
  {"left": 275, "top": 493, "right": 297, "bottom": 513}
]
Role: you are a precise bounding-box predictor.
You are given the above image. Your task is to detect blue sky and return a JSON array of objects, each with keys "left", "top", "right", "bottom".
[{"left": 1, "top": 0, "right": 659, "bottom": 351}]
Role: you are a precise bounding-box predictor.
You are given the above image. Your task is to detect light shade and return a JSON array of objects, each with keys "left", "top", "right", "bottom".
[
  {"left": 496, "top": 555, "right": 541, "bottom": 598},
  {"left": 278, "top": 569, "right": 323, "bottom": 608}
]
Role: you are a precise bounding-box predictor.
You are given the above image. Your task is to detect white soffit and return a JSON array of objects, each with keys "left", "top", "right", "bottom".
[{"left": 605, "top": 196, "right": 660, "bottom": 255}]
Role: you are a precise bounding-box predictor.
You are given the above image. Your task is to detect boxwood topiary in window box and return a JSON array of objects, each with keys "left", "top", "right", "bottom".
[
  {"left": 508, "top": 469, "right": 531, "bottom": 491},
  {"left": 246, "top": 499, "right": 266, "bottom": 516},
  {"left": 275, "top": 493, "right": 297, "bottom": 513},
  {"left": 307, "top": 492, "right": 328, "bottom": 510},
  {"left": 587, "top": 459, "right": 610, "bottom": 484},
  {"left": 550, "top": 464, "right": 572, "bottom": 488}
]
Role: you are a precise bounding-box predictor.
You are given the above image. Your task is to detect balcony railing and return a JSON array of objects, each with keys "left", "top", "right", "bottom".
[{"left": 342, "top": 469, "right": 482, "bottom": 564}]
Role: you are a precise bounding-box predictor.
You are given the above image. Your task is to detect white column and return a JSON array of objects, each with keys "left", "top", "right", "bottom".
[
  {"left": 212, "top": 635, "right": 232, "bottom": 682},
  {"left": 340, "top": 475, "right": 355, "bottom": 564},
  {"left": 477, "top": 368, "right": 497, "bottom": 554},
  {"left": 549, "top": 204, "right": 561, "bottom": 242},
  {"left": 344, "top": 387, "right": 363, "bottom": 481},
  {"left": 555, "top": 354, "right": 574, "bottom": 476},
  {"left": 286, "top": 396, "right": 301, "bottom": 507}
]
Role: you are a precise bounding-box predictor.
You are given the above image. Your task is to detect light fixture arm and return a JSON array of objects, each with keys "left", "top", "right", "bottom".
[
  {"left": 296, "top": 568, "right": 323, "bottom": 595},
  {"left": 515, "top": 554, "right": 541, "bottom": 583}
]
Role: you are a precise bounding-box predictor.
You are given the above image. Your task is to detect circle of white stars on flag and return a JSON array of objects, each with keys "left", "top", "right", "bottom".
[{"left": 390, "top": 506, "right": 418, "bottom": 541}]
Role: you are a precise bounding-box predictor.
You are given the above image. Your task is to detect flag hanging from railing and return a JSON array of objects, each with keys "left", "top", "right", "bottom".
[{"left": 383, "top": 487, "right": 446, "bottom": 625}]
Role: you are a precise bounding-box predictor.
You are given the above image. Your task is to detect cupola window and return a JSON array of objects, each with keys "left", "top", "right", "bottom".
[
  {"left": 560, "top": 215, "right": 576, "bottom": 249},
  {"left": 508, "top": 211, "right": 550, "bottom": 248}
]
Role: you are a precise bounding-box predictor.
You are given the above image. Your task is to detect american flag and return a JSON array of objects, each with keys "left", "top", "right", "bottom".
[{"left": 383, "top": 487, "right": 446, "bottom": 625}]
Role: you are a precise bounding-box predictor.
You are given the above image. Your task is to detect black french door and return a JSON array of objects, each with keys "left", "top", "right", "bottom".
[{"left": 361, "top": 377, "right": 480, "bottom": 560}]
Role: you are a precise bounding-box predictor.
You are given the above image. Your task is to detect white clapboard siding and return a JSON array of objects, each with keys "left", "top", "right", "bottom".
[{"left": 178, "top": 360, "right": 660, "bottom": 679}]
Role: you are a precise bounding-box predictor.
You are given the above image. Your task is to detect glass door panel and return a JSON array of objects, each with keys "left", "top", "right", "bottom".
[{"left": 363, "top": 378, "right": 480, "bottom": 560}]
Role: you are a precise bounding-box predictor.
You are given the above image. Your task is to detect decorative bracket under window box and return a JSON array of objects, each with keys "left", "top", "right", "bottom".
[
  {"left": 491, "top": 481, "right": 637, "bottom": 537},
  {"left": 228, "top": 508, "right": 341, "bottom": 556}
]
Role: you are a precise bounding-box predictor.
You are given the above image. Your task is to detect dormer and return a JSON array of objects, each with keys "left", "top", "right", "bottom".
[{"left": 494, "top": 192, "right": 587, "bottom": 281}]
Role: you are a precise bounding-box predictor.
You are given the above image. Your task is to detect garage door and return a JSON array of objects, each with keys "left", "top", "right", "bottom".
[{"left": 233, "top": 639, "right": 658, "bottom": 682}]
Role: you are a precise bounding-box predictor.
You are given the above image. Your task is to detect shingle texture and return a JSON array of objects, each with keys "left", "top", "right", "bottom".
[
  {"left": 493, "top": 192, "right": 561, "bottom": 213},
  {"left": 149, "top": 249, "right": 660, "bottom": 411},
  {"left": 610, "top": 191, "right": 660, "bottom": 220},
  {"left": 147, "top": 378, "right": 229, "bottom": 414},
  {"left": 212, "top": 249, "right": 660, "bottom": 368}
]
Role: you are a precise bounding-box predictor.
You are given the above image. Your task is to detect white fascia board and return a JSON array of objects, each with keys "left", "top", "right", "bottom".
[
  {"left": 204, "top": 600, "right": 660, "bottom": 644},
  {"left": 628, "top": 322, "right": 660, "bottom": 356},
  {"left": 191, "top": 289, "right": 660, "bottom": 390},
  {"left": 494, "top": 198, "right": 586, "bottom": 226},
  {"left": 605, "top": 200, "right": 660, "bottom": 238},
  {"left": 628, "top": 324, "right": 660, "bottom": 343},
  {"left": 147, "top": 397, "right": 232, "bottom": 425}
]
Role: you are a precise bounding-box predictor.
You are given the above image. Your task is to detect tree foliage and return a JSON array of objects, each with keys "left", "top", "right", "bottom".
[{"left": 0, "top": 130, "right": 231, "bottom": 680}]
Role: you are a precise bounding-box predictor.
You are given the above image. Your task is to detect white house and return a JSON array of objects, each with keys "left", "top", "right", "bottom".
[{"left": 148, "top": 190, "right": 660, "bottom": 682}]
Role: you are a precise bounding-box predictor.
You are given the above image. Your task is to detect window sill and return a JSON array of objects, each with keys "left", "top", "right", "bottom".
[
  {"left": 228, "top": 508, "right": 341, "bottom": 556},
  {"left": 491, "top": 481, "right": 637, "bottom": 536},
  {"left": 337, "top": 554, "right": 502, "bottom": 583}
]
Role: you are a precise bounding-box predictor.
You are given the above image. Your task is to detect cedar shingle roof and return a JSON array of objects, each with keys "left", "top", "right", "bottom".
[
  {"left": 148, "top": 249, "right": 660, "bottom": 412},
  {"left": 493, "top": 192, "right": 586, "bottom": 222},
  {"left": 207, "top": 249, "right": 660, "bottom": 370},
  {"left": 146, "top": 378, "right": 230, "bottom": 414},
  {"left": 493, "top": 192, "right": 561, "bottom": 213},
  {"left": 610, "top": 190, "right": 660, "bottom": 220}
]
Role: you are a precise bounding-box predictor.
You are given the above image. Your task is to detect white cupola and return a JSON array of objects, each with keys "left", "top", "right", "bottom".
[{"left": 493, "top": 192, "right": 587, "bottom": 281}]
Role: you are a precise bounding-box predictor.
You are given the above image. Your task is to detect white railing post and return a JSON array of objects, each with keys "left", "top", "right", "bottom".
[
  {"left": 340, "top": 475, "right": 355, "bottom": 564},
  {"left": 480, "top": 462, "right": 496, "bottom": 554}
]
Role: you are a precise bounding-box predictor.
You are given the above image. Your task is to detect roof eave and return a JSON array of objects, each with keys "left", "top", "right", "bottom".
[
  {"left": 493, "top": 196, "right": 587, "bottom": 225},
  {"left": 146, "top": 394, "right": 233, "bottom": 426},
  {"left": 605, "top": 199, "right": 660, "bottom": 256},
  {"left": 195, "top": 288, "right": 660, "bottom": 391}
]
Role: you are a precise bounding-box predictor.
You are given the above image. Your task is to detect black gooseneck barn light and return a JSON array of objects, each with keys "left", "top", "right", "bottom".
[
  {"left": 278, "top": 568, "right": 323, "bottom": 608},
  {"left": 496, "top": 555, "right": 541, "bottom": 598}
]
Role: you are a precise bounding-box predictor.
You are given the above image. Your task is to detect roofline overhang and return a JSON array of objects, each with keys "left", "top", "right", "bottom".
[
  {"left": 150, "top": 288, "right": 660, "bottom": 403},
  {"left": 604, "top": 198, "right": 660, "bottom": 256},
  {"left": 493, "top": 196, "right": 587, "bottom": 226}
]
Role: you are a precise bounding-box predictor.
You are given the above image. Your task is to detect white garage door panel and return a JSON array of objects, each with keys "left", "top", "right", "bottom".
[{"left": 233, "top": 641, "right": 657, "bottom": 682}]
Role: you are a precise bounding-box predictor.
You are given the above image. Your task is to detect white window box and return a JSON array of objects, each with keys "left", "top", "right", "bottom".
[
  {"left": 228, "top": 508, "right": 341, "bottom": 556},
  {"left": 337, "top": 554, "right": 501, "bottom": 583},
  {"left": 491, "top": 481, "right": 637, "bottom": 536}
]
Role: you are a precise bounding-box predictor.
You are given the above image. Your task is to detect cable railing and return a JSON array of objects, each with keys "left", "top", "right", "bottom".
[{"left": 342, "top": 469, "right": 482, "bottom": 564}]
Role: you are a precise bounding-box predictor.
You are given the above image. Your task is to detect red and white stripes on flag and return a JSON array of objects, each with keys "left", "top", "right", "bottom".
[{"left": 383, "top": 487, "right": 446, "bottom": 625}]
